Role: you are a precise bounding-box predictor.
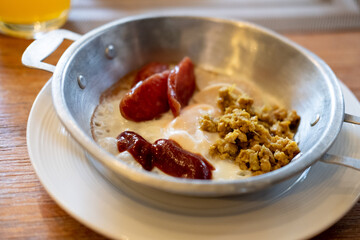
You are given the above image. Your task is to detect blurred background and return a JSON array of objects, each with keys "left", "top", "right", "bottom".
[
  {"left": 65, "top": 0, "right": 360, "bottom": 33},
  {"left": 1, "top": 0, "right": 359, "bottom": 38}
]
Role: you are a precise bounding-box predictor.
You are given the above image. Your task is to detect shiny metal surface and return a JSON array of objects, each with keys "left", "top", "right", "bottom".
[
  {"left": 344, "top": 113, "right": 360, "bottom": 125},
  {"left": 22, "top": 16, "right": 360, "bottom": 196},
  {"left": 321, "top": 153, "right": 360, "bottom": 171},
  {"left": 22, "top": 29, "right": 81, "bottom": 73},
  {"left": 77, "top": 75, "right": 86, "bottom": 89},
  {"left": 105, "top": 44, "right": 116, "bottom": 59}
]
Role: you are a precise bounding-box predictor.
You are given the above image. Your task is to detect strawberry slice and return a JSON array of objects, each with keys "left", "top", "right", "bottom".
[
  {"left": 120, "top": 71, "right": 170, "bottom": 121},
  {"left": 167, "top": 57, "right": 196, "bottom": 117},
  {"left": 133, "top": 62, "right": 169, "bottom": 86}
]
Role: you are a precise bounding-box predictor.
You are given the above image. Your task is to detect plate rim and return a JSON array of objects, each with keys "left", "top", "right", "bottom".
[{"left": 27, "top": 79, "right": 360, "bottom": 239}]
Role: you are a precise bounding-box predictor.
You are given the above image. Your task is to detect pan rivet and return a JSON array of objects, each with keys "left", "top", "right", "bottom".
[
  {"left": 310, "top": 114, "right": 320, "bottom": 126},
  {"left": 77, "top": 75, "right": 86, "bottom": 89},
  {"left": 105, "top": 45, "right": 116, "bottom": 59}
]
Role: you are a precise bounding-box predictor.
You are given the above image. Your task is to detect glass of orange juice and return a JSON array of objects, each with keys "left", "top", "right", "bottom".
[{"left": 0, "top": 0, "right": 70, "bottom": 39}]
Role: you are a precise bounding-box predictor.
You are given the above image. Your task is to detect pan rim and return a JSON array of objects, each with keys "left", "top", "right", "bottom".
[{"left": 51, "top": 15, "right": 344, "bottom": 196}]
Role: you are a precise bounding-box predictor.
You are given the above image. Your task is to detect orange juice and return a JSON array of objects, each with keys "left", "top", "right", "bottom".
[{"left": 0, "top": 0, "right": 70, "bottom": 38}]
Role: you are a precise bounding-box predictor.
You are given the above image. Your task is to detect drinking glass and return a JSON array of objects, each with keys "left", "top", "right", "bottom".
[{"left": 0, "top": 0, "right": 70, "bottom": 39}]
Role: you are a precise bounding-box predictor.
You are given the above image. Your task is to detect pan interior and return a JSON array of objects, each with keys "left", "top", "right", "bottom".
[{"left": 55, "top": 16, "right": 343, "bottom": 194}]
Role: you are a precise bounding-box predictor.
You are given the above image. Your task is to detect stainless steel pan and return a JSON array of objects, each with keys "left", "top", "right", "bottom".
[{"left": 22, "top": 16, "right": 360, "bottom": 196}]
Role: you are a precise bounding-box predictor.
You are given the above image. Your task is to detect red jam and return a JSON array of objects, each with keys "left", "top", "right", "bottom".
[
  {"left": 152, "top": 139, "right": 214, "bottom": 179},
  {"left": 119, "top": 57, "right": 196, "bottom": 121},
  {"left": 120, "top": 71, "right": 170, "bottom": 122},
  {"left": 117, "top": 131, "right": 214, "bottom": 180},
  {"left": 133, "top": 62, "right": 169, "bottom": 86},
  {"left": 167, "top": 57, "right": 196, "bottom": 117},
  {"left": 117, "top": 131, "right": 154, "bottom": 171}
]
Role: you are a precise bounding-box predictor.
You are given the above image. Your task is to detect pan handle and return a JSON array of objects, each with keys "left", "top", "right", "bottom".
[
  {"left": 344, "top": 113, "right": 360, "bottom": 125},
  {"left": 22, "top": 29, "right": 81, "bottom": 73},
  {"left": 320, "top": 153, "right": 360, "bottom": 171},
  {"left": 320, "top": 113, "right": 360, "bottom": 170}
]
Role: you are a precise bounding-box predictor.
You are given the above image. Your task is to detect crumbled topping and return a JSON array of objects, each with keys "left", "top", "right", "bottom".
[{"left": 200, "top": 86, "right": 300, "bottom": 175}]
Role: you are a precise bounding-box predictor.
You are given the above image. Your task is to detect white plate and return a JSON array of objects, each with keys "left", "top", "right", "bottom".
[{"left": 27, "top": 80, "right": 360, "bottom": 240}]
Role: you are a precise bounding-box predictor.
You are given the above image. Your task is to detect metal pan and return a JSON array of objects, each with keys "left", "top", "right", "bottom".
[{"left": 22, "top": 15, "right": 360, "bottom": 196}]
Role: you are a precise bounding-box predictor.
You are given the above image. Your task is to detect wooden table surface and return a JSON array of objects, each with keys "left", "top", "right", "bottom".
[{"left": 1, "top": 17, "right": 360, "bottom": 240}]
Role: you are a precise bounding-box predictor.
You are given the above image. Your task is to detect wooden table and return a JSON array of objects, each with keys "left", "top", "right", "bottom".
[{"left": 1, "top": 19, "right": 360, "bottom": 239}]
